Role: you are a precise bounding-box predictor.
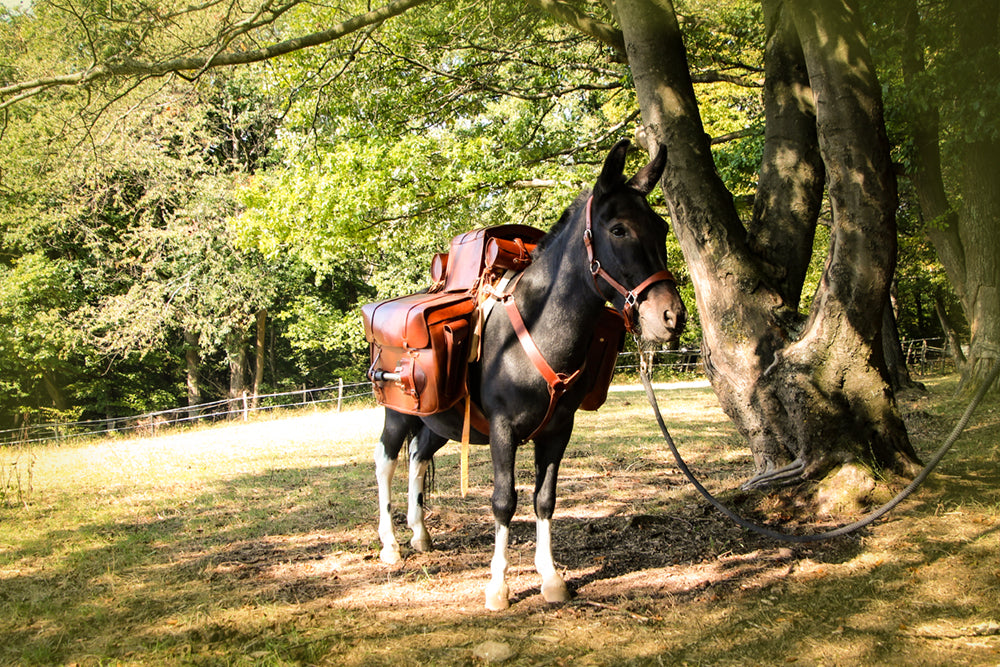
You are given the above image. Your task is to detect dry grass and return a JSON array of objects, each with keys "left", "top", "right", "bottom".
[{"left": 1, "top": 376, "right": 999, "bottom": 666}]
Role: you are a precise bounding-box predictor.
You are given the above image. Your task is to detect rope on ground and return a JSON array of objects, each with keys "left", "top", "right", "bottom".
[{"left": 639, "top": 360, "right": 1000, "bottom": 543}]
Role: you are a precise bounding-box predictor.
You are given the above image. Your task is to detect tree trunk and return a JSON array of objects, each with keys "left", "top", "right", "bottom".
[
  {"left": 184, "top": 328, "right": 203, "bottom": 419},
  {"left": 251, "top": 309, "right": 266, "bottom": 409},
  {"left": 882, "top": 298, "right": 924, "bottom": 393},
  {"left": 900, "top": 0, "right": 1000, "bottom": 394},
  {"left": 956, "top": 132, "right": 1000, "bottom": 391},
  {"left": 41, "top": 369, "right": 68, "bottom": 412},
  {"left": 934, "top": 294, "right": 967, "bottom": 370},
  {"left": 616, "top": 0, "right": 920, "bottom": 489},
  {"left": 227, "top": 330, "right": 249, "bottom": 414}
]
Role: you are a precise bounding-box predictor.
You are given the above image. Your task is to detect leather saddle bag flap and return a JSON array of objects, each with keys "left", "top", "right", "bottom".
[{"left": 362, "top": 291, "right": 476, "bottom": 416}]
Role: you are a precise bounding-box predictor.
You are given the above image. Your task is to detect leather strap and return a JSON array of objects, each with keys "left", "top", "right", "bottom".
[
  {"left": 582, "top": 195, "right": 677, "bottom": 332},
  {"left": 460, "top": 394, "right": 471, "bottom": 497}
]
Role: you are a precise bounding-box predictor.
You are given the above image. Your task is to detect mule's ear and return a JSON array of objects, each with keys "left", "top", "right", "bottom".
[
  {"left": 626, "top": 143, "right": 667, "bottom": 196},
  {"left": 594, "top": 139, "right": 632, "bottom": 197}
]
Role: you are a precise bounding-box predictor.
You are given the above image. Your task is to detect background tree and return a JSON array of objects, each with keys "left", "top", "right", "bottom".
[{"left": 867, "top": 0, "right": 1000, "bottom": 394}]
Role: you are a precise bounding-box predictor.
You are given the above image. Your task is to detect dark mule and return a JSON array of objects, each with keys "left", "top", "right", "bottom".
[{"left": 374, "top": 140, "right": 686, "bottom": 610}]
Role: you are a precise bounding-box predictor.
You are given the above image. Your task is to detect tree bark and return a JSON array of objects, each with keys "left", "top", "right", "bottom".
[
  {"left": 184, "top": 328, "right": 203, "bottom": 419},
  {"left": 252, "top": 309, "right": 267, "bottom": 409},
  {"left": 748, "top": 0, "right": 825, "bottom": 310},
  {"left": 616, "top": 0, "right": 920, "bottom": 489}
]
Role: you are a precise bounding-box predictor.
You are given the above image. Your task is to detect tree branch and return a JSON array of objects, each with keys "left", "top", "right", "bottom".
[
  {"left": 709, "top": 126, "right": 756, "bottom": 145},
  {"left": 691, "top": 69, "right": 762, "bottom": 88},
  {"left": 526, "top": 0, "right": 626, "bottom": 58},
  {"left": 0, "top": 0, "right": 434, "bottom": 110}
]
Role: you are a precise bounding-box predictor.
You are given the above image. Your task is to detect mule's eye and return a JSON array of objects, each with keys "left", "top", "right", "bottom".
[{"left": 610, "top": 224, "right": 627, "bottom": 238}]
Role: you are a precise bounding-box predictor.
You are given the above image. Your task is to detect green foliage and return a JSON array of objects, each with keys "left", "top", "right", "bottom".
[{"left": 0, "top": 253, "right": 81, "bottom": 417}]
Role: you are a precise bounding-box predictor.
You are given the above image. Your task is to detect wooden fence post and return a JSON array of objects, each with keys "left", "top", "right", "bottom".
[{"left": 337, "top": 378, "right": 344, "bottom": 412}]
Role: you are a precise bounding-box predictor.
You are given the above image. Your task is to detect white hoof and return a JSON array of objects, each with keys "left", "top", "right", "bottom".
[
  {"left": 410, "top": 533, "right": 432, "bottom": 552},
  {"left": 541, "top": 577, "right": 571, "bottom": 603},
  {"left": 380, "top": 545, "right": 402, "bottom": 565},
  {"left": 484, "top": 583, "right": 510, "bottom": 611}
]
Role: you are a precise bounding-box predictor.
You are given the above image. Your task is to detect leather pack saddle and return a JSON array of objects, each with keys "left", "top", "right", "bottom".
[{"left": 362, "top": 223, "right": 625, "bottom": 431}]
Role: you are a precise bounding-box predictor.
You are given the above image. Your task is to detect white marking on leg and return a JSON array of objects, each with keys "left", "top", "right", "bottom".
[
  {"left": 374, "top": 440, "right": 401, "bottom": 564},
  {"left": 535, "top": 518, "right": 569, "bottom": 603},
  {"left": 485, "top": 521, "right": 511, "bottom": 610},
  {"left": 408, "top": 455, "right": 432, "bottom": 552}
]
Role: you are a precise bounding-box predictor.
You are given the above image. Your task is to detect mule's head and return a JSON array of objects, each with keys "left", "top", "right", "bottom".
[{"left": 587, "top": 139, "right": 687, "bottom": 344}]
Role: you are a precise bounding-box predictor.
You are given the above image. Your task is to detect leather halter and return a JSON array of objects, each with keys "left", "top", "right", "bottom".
[
  {"left": 488, "top": 194, "right": 678, "bottom": 442},
  {"left": 582, "top": 195, "right": 677, "bottom": 333}
]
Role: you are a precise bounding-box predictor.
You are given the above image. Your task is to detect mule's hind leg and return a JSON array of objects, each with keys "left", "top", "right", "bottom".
[
  {"left": 374, "top": 410, "right": 416, "bottom": 565},
  {"left": 408, "top": 427, "right": 447, "bottom": 552},
  {"left": 533, "top": 429, "right": 572, "bottom": 603}
]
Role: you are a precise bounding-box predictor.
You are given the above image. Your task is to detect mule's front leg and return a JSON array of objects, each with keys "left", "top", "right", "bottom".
[
  {"left": 374, "top": 438, "right": 402, "bottom": 564},
  {"left": 485, "top": 433, "right": 518, "bottom": 611},
  {"left": 534, "top": 432, "right": 571, "bottom": 603}
]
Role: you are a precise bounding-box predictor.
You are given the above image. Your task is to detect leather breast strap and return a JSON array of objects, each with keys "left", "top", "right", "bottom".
[{"left": 502, "top": 292, "right": 584, "bottom": 443}]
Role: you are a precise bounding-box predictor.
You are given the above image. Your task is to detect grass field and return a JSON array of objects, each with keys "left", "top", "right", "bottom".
[{"left": 1, "top": 375, "right": 998, "bottom": 666}]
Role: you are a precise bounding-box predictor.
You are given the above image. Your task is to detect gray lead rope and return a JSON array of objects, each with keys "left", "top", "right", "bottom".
[{"left": 639, "top": 359, "right": 1000, "bottom": 543}]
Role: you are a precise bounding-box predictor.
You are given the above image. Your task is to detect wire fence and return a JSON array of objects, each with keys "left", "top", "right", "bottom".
[
  {"left": 0, "top": 380, "right": 374, "bottom": 446},
  {"left": 617, "top": 337, "right": 954, "bottom": 379},
  {"left": 1, "top": 338, "right": 955, "bottom": 446},
  {"left": 615, "top": 348, "right": 703, "bottom": 377}
]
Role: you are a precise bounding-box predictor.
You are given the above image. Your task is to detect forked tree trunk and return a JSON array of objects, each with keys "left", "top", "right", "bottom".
[{"left": 617, "top": 0, "right": 921, "bottom": 489}]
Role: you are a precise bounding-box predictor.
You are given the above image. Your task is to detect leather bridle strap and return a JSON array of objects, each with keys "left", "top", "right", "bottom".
[
  {"left": 582, "top": 195, "right": 676, "bottom": 332},
  {"left": 502, "top": 293, "right": 584, "bottom": 443}
]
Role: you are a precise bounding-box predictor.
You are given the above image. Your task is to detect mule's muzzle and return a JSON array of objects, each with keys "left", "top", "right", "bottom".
[
  {"left": 664, "top": 305, "right": 686, "bottom": 338},
  {"left": 636, "top": 283, "right": 687, "bottom": 343}
]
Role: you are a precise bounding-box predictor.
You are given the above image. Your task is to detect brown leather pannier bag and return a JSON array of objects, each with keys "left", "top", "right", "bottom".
[
  {"left": 362, "top": 292, "right": 476, "bottom": 416},
  {"left": 362, "top": 225, "right": 544, "bottom": 417},
  {"left": 581, "top": 307, "right": 627, "bottom": 411}
]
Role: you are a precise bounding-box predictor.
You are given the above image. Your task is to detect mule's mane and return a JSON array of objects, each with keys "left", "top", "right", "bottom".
[{"left": 533, "top": 190, "right": 591, "bottom": 256}]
